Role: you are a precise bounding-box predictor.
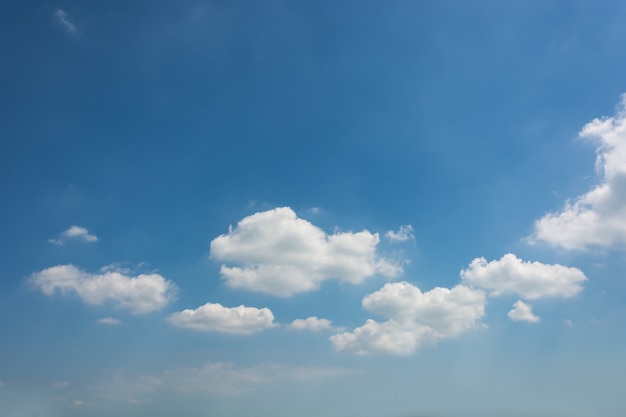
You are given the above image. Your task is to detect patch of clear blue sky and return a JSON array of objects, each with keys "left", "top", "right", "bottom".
[{"left": 1, "top": 1, "right": 626, "bottom": 416}]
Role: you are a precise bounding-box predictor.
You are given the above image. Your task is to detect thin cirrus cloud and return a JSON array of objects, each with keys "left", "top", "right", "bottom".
[
  {"left": 460, "top": 253, "right": 587, "bottom": 300},
  {"left": 49, "top": 226, "right": 98, "bottom": 245},
  {"left": 30, "top": 264, "right": 177, "bottom": 314},
  {"left": 288, "top": 316, "right": 336, "bottom": 332},
  {"left": 530, "top": 93, "right": 626, "bottom": 251},
  {"left": 209, "top": 207, "right": 403, "bottom": 297},
  {"left": 53, "top": 9, "right": 77, "bottom": 32},
  {"left": 330, "top": 282, "right": 486, "bottom": 355},
  {"left": 508, "top": 300, "right": 540, "bottom": 323},
  {"left": 385, "top": 225, "right": 414, "bottom": 242},
  {"left": 96, "top": 317, "right": 122, "bottom": 325},
  {"left": 168, "top": 302, "right": 276, "bottom": 334}
]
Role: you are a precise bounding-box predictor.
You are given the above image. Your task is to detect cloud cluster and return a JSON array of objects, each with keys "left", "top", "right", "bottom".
[
  {"left": 531, "top": 94, "right": 626, "bottom": 250},
  {"left": 508, "top": 300, "right": 540, "bottom": 323},
  {"left": 168, "top": 302, "right": 276, "bottom": 334},
  {"left": 210, "top": 207, "right": 402, "bottom": 297},
  {"left": 460, "top": 253, "right": 586, "bottom": 299},
  {"left": 30, "top": 265, "right": 176, "bottom": 314},
  {"left": 330, "top": 282, "right": 486, "bottom": 355},
  {"left": 49, "top": 226, "right": 98, "bottom": 245}
]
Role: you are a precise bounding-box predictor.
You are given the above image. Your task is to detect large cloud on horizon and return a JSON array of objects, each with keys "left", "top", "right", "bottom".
[
  {"left": 30, "top": 265, "right": 176, "bottom": 314},
  {"left": 330, "top": 282, "right": 486, "bottom": 355},
  {"left": 530, "top": 93, "right": 626, "bottom": 250},
  {"left": 168, "top": 302, "right": 276, "bottom": 334},
  {"left": 210, "top": 207, "right": 402, "bottom": 297},
  {"left": 460, "top": 253, "right": 586, "bottom": 300}
]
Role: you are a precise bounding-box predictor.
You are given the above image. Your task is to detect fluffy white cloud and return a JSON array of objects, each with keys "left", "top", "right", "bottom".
[
  {"left": 97, "top": 317, "right": 122, "bottom": 325},
  {"left": 288, "top": 316, "right": 335, "bottom": 331},
  {"left": 49, "top": 226, "right": 98, "bottom": 245},
  {"left": 210, "top": 207, "right": 402, "bottom": 297},
  {"left": 168, "top": 302, "right": 276, "bottom": 334},
  {"left": 30, "top": 265, "right": 176, "bottom": 314},
  {"left": 460, "top": 253, "right": 586, "bottom": 299},
  {"left": 330, "top": 282, "right": 485, "bottom": 355},
  {"left": 531, "top": 94, "right": 626, "bottom": 250},
  {"left": 385, "top": 225, "right": 414, "bottom": 242},
  {"left": 54, "top": 9, "right": 77, "bottom": 32},
  {"left": 507, "top": 300, "right": 540, "bottom": 323}
]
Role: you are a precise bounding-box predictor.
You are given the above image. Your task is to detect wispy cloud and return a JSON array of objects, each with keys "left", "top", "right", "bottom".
[
  {"left": 97, "top": 317, "right": 122, "bottom": 326},
  {"left": 54, "top": 9, "right": 77, "bottom": 33},
  {"left": 385, "top": 225, "right": 414, "bottom": 242},
  {"left": 49, "top": 226, "right": 98, "bottom": 245}
]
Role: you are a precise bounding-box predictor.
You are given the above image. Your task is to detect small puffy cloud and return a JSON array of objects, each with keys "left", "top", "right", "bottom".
[
  {"left": 97, "top": 317, "right": 122, "bottom": 326},
  {"left": 385, "top": 225, "right": 414, "bottom": 242},
  {"left": 49, "top": 226, "right": 98, "bottom": 245},
  {"left": 460, "top": 253, "right": 586, "bottom": 299},
  {"left": 210, "top": 207, "right": 402, "bottom": 297},
  {"left": 168, "top": 302, "right": 276, "bottom": 334},
  {"left": 30, "top": 264, "right": 176, "bottom": 314},
  {"left": 288, "top": 316, "right": 335, "bottom": 331},
  {"left": 330, "top": 282, "right": 486, "bottom": 355},
  {"left": 508, "top": 300, "right": 540, "bottom": 323},
  {"left": 530, "top": 94, "right": 626, "bottom": 251},
  {"left": 54, "top": 9, "right": 77, "bottom": 32}
]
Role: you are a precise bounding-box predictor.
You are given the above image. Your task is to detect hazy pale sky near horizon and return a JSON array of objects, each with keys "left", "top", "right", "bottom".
[{"left": 2, "top": 1, "right": 626, "bottom": 416}]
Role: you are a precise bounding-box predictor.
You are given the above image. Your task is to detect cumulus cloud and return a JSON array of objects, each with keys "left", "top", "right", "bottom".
[
  {"left": 54, "top": 9, "right": 77, "bottom": 32},
  {"left": 531, "top": 94, "right": 626, "bottom": 250},
  {"left": 460, "top": 253, "right": 586, "bottom": 299},
  {"left": 385, "top": 225, "right": 414, "bottom": 242},
  {"left": 30, "top": 264, "right": 176, "bottom": 314},
  {"left": 508, "top": 300, "right": 540, "bottom": 323},
  {"left": 330, "top": 282, "right": 485, "bottom": 355},
  {"left": 288, "top": 316, "right": 335, "bottom": 331},
  {"left": 168, "top": 302, "right": 276, "bottom": 334},
  {"left": 97, "top": 317, "right": 122, "bottom": 325},
  {"left": 210, "top": 207, "right": 402, "bottom": 297},
  {"left": 49, "top": 226, "right": 98, "bottom": 245}
]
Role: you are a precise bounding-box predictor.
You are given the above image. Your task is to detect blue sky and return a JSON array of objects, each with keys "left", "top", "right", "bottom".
[{"left": 2, "top": 1, "right": 626, "bottom": 416}]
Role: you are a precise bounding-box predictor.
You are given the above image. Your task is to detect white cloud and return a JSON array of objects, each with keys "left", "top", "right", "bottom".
[
  {"left": 210, "top": 207, "right": 402, "bottom": 297},
  {"left": 53, "top": 381, "right": 70, "bottom": 389},
  {"left": 30, "top": 264, "right": 177, "bottom": 314},
  {"left": 54, "top": 9, "right": 77, "bottom": 32},
  {"left": 49, "top": 226, "right": 98, "bottom": 245},
  {"left": 288, "top": 316, "right": 335, "bottom": 331},
  {"left": 531, "top": 94, "right": 626, "bottom": 250},
  {"left": 385, "top": 225, "right": 414, "bottom": 242},
  {"left": 168, "top": 302, "right": 276, "bottom": 334},
  {"left": 97, "top": 317, "right": 122, "bottom": 325},
  {"left": 71, "top": 399, "right": 83, "bottom": 407},
  {"left": 507, "top": 300, "right": 540, "bottom": 323},
  {"left": 564, "top": 319, "right": 573, "bottom": 327},
  {"left": 460, "top": 253, "right": 586, "bottom": 299},
  {"left": 330, "top": 282, "right": 486, "bottom": 355}
]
